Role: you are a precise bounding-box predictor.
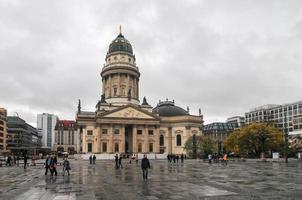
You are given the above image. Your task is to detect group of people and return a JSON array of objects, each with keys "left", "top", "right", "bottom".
[
  {"left": 89, "top": 155, "right": 96, "bottom": 164},
  {"left": 207, "top": 153, "right": 228, "bottom": 165},
  {"left": 45, "top": 154, "right": 71, "bottom": 176},
  {"left": 2, "top": 153, "right": 28, "bottom": 169},
  {"left": 114, "top": 154, "right": 123, "bottom": 169},
  {"left": 167, "top": 154, "right": 185, "bottom": 163}
]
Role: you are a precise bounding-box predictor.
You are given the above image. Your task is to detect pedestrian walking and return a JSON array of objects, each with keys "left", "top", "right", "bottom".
[
  {"left": 89, "top": 155, "right": 92, "bottom": 164},
  {"left": 62, "top": 157, "right": 71, "bottom": 176},
  {"left": 93, "top": 155, "right": 96, "bottom": 164},
  {"left": 208, "top": 154, "right": 212, "bottom": 164},
  {"left": 45, "top": 155, "right": 51, "bottom": 175},
  {"left": 23, "top": 155, "right": 27, "bottom": 169},
  {"left": 16, "top": 155, "right": 20, "bottom": 167},
  {"left": 135, "top": 154, "right": 138, "bottom": 164},
  {"left": 115, "top": 154, "right": 119, "bottom": 169},
  {"left": 141, "top": 154, "right": 151, "bottom": 181},
  {"left": 50, "top": 155, "right": 58, "bottom": 176},
  {"left": 119, "top": 154, "right": 123, "bottom": 169},
  {"left": 223, "top": 154, "right": 228, "bottom": 165}
]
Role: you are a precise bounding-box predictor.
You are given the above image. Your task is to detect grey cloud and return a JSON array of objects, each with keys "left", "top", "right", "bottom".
[{"left": 0, "top": 0, "right": 302, "bottom": 125}]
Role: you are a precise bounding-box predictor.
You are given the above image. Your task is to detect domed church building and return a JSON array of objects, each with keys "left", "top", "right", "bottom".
[{"left": 76, "top": 29, "right": 203, "bottom": 155}]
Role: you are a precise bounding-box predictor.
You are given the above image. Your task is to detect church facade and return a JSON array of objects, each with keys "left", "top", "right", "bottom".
[{"left": 76, "top": 30, "right": 203, "bottom": 155}]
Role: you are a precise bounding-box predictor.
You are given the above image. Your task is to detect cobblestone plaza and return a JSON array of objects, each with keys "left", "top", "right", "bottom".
[{"left": 0, "top": 160, "right": 301, "bottom": 200}]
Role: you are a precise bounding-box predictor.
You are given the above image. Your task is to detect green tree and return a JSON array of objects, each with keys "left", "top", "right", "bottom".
[
  {"left": 184, "top": 135, "right": 216, "bottom": 158},
  {"left": 224, "top": 123, "right": 284, "bottom": 158}
]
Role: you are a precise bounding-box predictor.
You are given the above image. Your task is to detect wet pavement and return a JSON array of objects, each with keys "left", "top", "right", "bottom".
[{"left": 0, "top": 159, "right": 302, "bottom": 200}]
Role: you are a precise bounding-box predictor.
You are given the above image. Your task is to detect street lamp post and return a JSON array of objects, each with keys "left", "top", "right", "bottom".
[
  {"left": 284, "top": 110, "right": 288, "bottom": 163},
  {"left": 192, "top": 134, "right": 197, "bottom": 159}
]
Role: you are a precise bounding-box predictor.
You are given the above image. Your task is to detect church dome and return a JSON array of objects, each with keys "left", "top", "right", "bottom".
[
  {"left": 152, "top": 100, "right": 189, "bottom": 116},
  {"left": 108, "top": 33, "right": 133, "bottom": 55}
]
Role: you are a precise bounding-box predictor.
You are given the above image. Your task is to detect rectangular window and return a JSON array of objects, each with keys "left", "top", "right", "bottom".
[
  {"left": 87, "top": 130, "right": 93, "bottom": 135},
  {"left": 148, "top": 130, "right": 154, "bottom": 135},
  {"left": 102, "top": 142, "right": 107, "bottom": 152},
  {"left": 149, "top": 143, "right": 153, "bottom": 152},
  {"left": 61, "top": 131, "right": 64, "bottom": 145},
  {"left": 137, "top": 130, "right": 142, "bottom": 135},
  {"left": 72, "top": 132, "right": 74, "bottom": 145},
  {"left": 102, "top": 129, "right": 108, "bottom": 134},
  {"left": 114, "top": 129, "right": 120, "bottom": 134}
]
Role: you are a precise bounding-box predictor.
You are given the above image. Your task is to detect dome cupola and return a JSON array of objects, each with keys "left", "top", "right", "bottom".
[
  {"left": 108, "top": 33, "right": 133, "bottom": 55},
  {"left": 152, "top": 99, "right": 189, "bottom": 116}
]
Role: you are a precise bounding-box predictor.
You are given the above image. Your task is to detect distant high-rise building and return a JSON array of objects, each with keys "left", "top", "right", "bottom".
[
  {"left": 245, "top": 101, "right": 302, "bottom": 136},
  {"left": 0, "top": 107, "right": 8, "bottom": 153},
  {"left": 37, "top": 113, "right": 58, "bottom": 149}
]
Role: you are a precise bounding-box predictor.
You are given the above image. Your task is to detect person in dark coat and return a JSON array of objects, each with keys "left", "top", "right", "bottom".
[
  {"left": 115, "top": 154, "right": 119, "bottom": 169},
  {"left": 119, "top": 155, "right": 123, "bottom": 169},
  {"left": 93, "top": 155, "right": 96, "bottom": 164},
  {"left": 45, "top": 155, "right": 51, "bottom": 175},
  {"left": 89, "top": 155, "right": 92, "bottom": 164},
  {"left": 50, "top": 155, "right": 58, "bottom": 176},
  {"left": 62, "top": 157, "right": 71, "bottom": 176},
  {"left": 141, "top": 154, "right": 151, "bottom": 181},
  {"left": 23, "top": 155, "right": 27, "bottom": 169}
]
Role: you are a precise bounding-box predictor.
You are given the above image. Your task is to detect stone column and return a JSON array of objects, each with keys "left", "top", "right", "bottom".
[
  {"left": 121, "top": 125, "right": 125, "bottom": 153},
  {"left": 132, "top": 125, "right": 137, "bottom": 153},
  {"left": 109, "top": 124, "right": 113, "bottom": 153},
  {"left": 126, "top": 74, "right": 130, "bottom": 97},
  {"left": 102, "top": 78, "right": 105, "bottom": 95},
  {"left": 118, "top": 73, "right": 121, "bottom": 96},
  {"left": 168, "top": 127, "right": 172, "bottom": 154},
  {"left": 154, "top": 126, "right": 159, "bottom": 153},
  {"left": 144, "top": 125, "right": 148, "bottom": 153},
  {"left": 108, "top": 75, "right": 112, "bottom": 97}
]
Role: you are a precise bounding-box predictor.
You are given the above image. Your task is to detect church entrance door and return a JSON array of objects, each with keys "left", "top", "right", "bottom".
[{"left": 125, "top": 125, "right": 133, "bottom": 154}]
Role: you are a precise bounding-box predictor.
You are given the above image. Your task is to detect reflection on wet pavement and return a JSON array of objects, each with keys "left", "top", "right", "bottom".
[{"left": 0, "top": 160, "right": 302, "bottom": 199}]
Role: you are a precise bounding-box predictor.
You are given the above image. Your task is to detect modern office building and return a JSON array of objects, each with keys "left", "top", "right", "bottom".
[
  {"left": 53, "top": 120, "right": 78, "bottom": 154},
  {"left": 0, "top": 107, "right": 8, "bottom": 153},
  {"left": 203, "top": 122, "right": 234, "bottom": 142},
  {"left": 37, "top": 113, "right": 58, "bottom": 149},
  {"left": 245, "top": 101, "right": 302, "bottom": 135},
  {"left": 7, "top": 116, "right": 40, "bottom": 156},
  {"left": 76, "top": 29, "right": 203, "bottom": 155},
  {"left": 226, "top": 116, "right": 245, "bottom": 129}
]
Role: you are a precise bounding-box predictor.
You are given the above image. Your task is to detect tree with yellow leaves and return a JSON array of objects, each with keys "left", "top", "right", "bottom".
[{"left": 224, "top": 123, "right": 284, "bottom": 158}]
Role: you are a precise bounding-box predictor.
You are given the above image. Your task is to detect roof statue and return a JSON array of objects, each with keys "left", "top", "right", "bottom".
[
  {"left": 78, "top": 99, "right": 81, "bottom": 113},
  {"left": 142, "top": 96, "right": 149, "bottom": 105},
  {"left": 100, "top": 94, "right": 107, "bottom": 103}
]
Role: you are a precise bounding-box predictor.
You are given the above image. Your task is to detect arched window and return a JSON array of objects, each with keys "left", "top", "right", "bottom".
[
  {"left": 176, "top": 134, "right": 181, "bottom": 146},
  {"left": 159, "top": 135, "right": 164, "bottom": 146},
  {"left": 114, "top": 143, "right": 119, "bottom": 152},
  {"left": 138, "top": 143, "right": 142, "bottom": 153}
]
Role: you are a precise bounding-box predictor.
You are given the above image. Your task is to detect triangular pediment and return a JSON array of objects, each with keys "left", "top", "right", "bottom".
[{"left": 102, "top": 105, "right": 157, "bottom": 119}]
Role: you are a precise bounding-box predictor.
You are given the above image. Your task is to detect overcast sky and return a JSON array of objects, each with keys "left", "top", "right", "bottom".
[{"left": 0, "top": 0, "right": 302, "bottom": 126}]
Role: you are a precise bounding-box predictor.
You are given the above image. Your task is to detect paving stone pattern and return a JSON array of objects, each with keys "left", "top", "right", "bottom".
[{"left": 0, "top": 160, "right": 302, "bottom": 200}]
